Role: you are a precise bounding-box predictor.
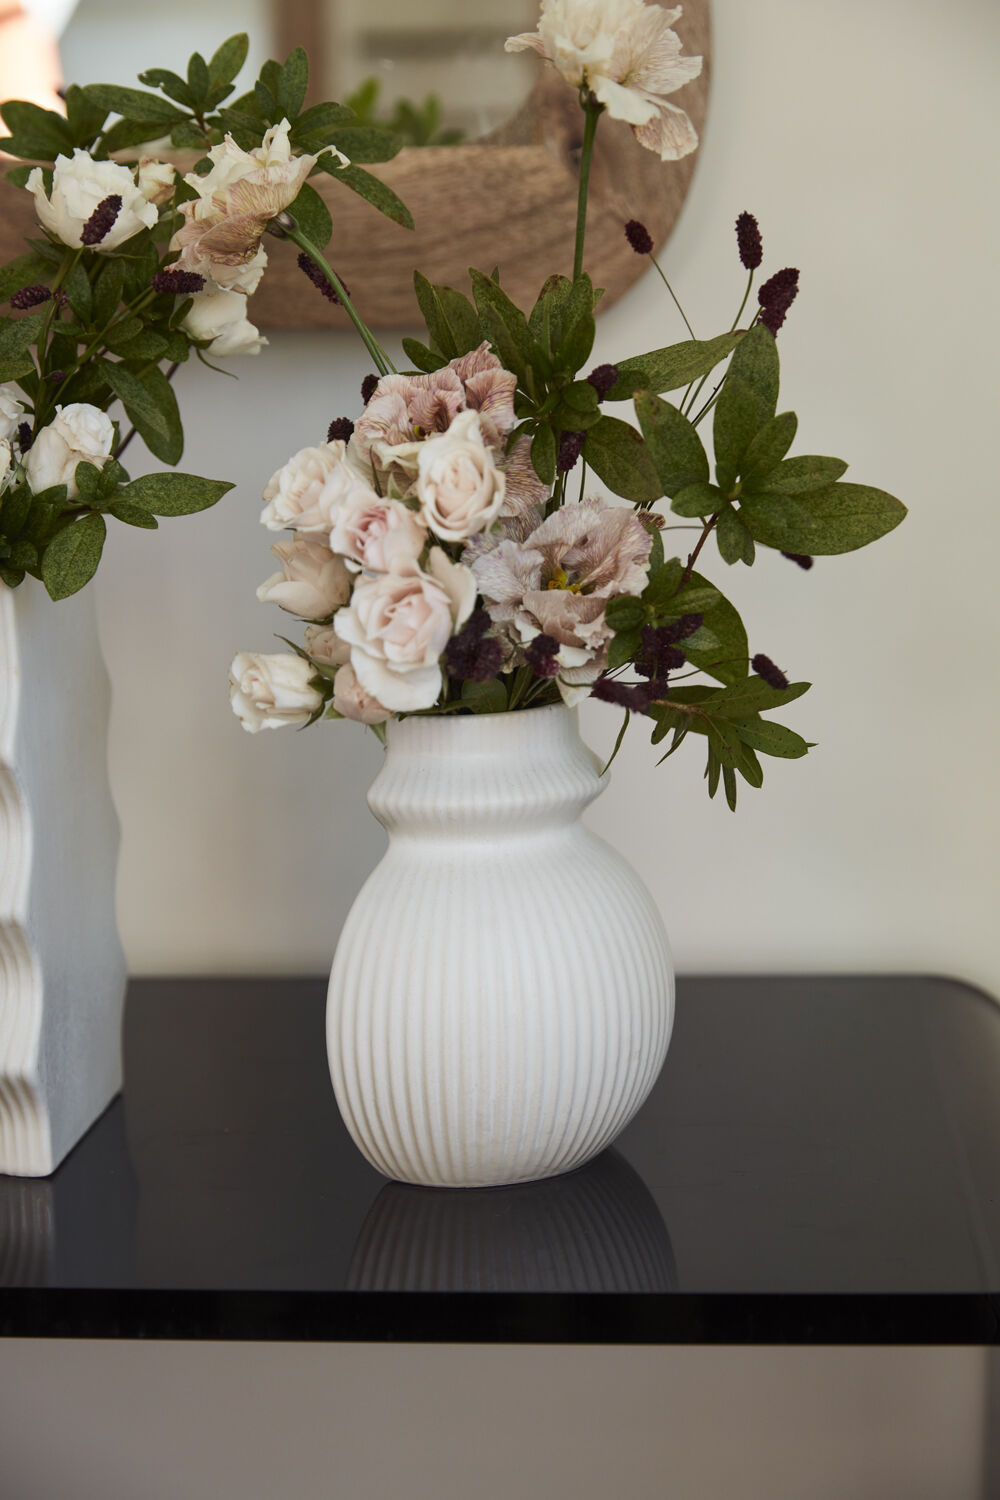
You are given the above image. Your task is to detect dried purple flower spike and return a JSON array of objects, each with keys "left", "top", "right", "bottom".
[
  {"left": 591, "top": 677, "right": 652, "bottom": 711},
  {"left": 327, "top": 417, "right": 355, "bottom": 443},
  {"left": 757, "top": 267, "right": 799, "bottom": 335},
  {"left": 525, "top": 634, "right": 561, "bottom": 679},
  {"left": 17, "top": 422, "right": 32, "bottom": 452},
  {"left": 636, "top": 624, "right": 688, "bottom": 680},
  {"left": 10, "top": 284, "right": 51, "bottom": 310},
  {"left": 587, "top": 363, "right": 619, "bottom": 399},
  {"left": 781, "top": 551, "right": 814, "bottom": 570},
  {"left": 80, "top": 194, "right": 122, "bottom": 247},
  {"left": 444, "top": 609, "right": 504, "bottom": 683},
  {"left": 557, "top": 429, "right": 586, "bottom": 473},
  {"left": 735, "top": 212, "right": 763, "bottom": 270},
  {"left": 361, "top": 374, "right": 379, "bottom": 404},
  {"left": 152, "top": 268, "right": 206, "bottom": 295},
  {"left": 751, "top": 653, "right": 789, "bottom": 690},
  {"left": 298, "top": 251, "right": 346, "bottom": 305},
  {"left": 625, "top": 219, "right": 654, "bottom": 255}
]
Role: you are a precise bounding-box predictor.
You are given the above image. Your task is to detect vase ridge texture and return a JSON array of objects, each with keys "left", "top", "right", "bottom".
[
  {"left": 0, "top": 580, "right": 126, "bottom": 1177},
  {"left": 327, "top": 703, "right": 674, "bottom": 1188}
]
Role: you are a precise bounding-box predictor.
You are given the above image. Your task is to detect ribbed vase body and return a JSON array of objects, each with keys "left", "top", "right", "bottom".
[{"left": 327, "top": 704, "right": 673, "bottom": 1188}]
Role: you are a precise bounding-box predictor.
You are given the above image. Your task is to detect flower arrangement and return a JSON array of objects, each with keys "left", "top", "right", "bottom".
[
  {"left": 0, "top": 35, "right": 406, "bottom": 598},
  {"left": 231, "top": 0, "right": 905, "bottom": 808}
]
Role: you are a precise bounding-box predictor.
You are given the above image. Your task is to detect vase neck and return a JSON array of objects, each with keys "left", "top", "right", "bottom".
[{"left": 368, "top": 704, "right": 604, "bottom": 836}]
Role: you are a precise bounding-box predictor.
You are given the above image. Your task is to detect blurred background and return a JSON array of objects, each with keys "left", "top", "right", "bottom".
[{"left": 2, "top": 0, "right": 997, "bottom": 997}]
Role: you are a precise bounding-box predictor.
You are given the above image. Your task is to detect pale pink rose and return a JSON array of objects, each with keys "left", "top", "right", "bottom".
[
  {"left": 229, "top": 651, "right": 324, "bottom": 732},
  {"left": 304, "top": 624, "right": 350, "bottom": 666},
  {"left": 261, "top": 441, "right": 374, "bottom": 534},
  {"left": 329, "top": 490, "right": 427, "bottom": 573},
  {"left": 25, "top": 403, "right": 115, "bottom": 498},
  {"left": 172, "top": 120, "right": 341, "bottom": 289},
  {"left": 332, "top": 662, "right": 391, "bottom": 724},
  {"left": 472, "top": 497, "right": 652, "bottom": 684},
  {"left": 506, "top": 0, "right": 702, "bottom": 161},
  {"left": 333, "top": 548, "right": 476, "bottom": 712},
  {"left": 256, "top": 538, "right": 353, "bottom": 619},
  {"left": 416, "top": 410, "right": 505, "bottom": 543},
  {"left": 136, "top": 158, "right": 175, "bottom": 206}
]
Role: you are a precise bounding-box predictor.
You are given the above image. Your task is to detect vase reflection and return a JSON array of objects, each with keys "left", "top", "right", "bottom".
[{"left": 346, "top": 1147, "right": 676, "bottom": 1293}]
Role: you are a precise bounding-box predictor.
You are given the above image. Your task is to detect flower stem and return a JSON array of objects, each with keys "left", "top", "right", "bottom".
[
  {"left": 649, "top": 254, "right": 695, "bottom": 339},
  {"left": 284, "top": 224, "right": 397, "bottom": 377},
  {"left": 573, "top": 98, "right": 602, "bottom": 281}
]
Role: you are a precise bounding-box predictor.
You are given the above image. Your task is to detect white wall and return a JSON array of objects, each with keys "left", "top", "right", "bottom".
[{"left": 90, "top": 0, "right": 1000, "bottom": 995}]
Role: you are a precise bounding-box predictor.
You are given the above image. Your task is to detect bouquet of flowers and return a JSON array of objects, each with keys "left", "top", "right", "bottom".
[
  {"left": 230, "top": 0, "right": 906, "bottom": 809},
  {"left": 0, "top": 33, "right": 405, "bottom": 598}
]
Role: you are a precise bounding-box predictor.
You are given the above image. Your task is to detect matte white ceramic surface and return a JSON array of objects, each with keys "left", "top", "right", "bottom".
[
  {"left": 327, "top": 703, "right": 674, "bottom": 1188},
  {"left": 0, "top": 579, "right": 126, "bottom": 1176}
]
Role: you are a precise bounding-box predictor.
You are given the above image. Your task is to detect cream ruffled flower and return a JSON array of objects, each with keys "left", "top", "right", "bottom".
[
  {"left": 26, "top": 151, "right": 158, "bottom": 249},
  {"left": 506, "top": 0, "right": 702, "bottom": 161},
  {"left": 229, "top": 651, "right": 324, "bottom": 732}
]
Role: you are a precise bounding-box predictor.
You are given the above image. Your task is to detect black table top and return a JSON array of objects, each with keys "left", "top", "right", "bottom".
[{"left": 2, "top": 974, "right": 999, "bottom": 1344}]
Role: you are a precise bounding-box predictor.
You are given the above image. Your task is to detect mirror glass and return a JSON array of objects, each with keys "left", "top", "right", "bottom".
[{"left": 56, "top": 0, "right": 537, "bottom": 142}]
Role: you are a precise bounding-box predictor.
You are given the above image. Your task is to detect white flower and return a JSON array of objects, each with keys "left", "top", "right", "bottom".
[
  {"left": 172, "top": 119, "right": 345, "bottom": 290},
  {"left": 25, "top": 404, "right": 115, "bottom": 498},
  {"left": 181, "top": 286, "right": 268, "bottom": 358},
  {"left": 506, "top": 0, "right": 702, "bottom": 160},
  {"left": 329, "top": 490, "right": 427, "bottom": 573},
  {"left": 136, "top": 158, "right": 176, "bottom": 207},
  {"left": 26, "top": 151, "right": 158, "bottom": 249},
  {"left": 304, "top": 623, "right": 350, "bottom": 667},
  {"left": 261, "top": 441, "right": 376, "bottom": 535},
  {"left": 332, "top": 662, "right": 392, "bottom": 725},
  {"left": 416, "top": 409, "right": 506, "bottom": 543},
  {"left": 256, "top": 538, "right": 353, "bottom": 620},
  {"left": 0, "top": 383, "right": 27, "bottom": 444},
  {"left": 229, "top": 651, "right": 324, "bottom": 732},
  {"left": 333, "top": 549, "right": 476, "bottom": 713}
]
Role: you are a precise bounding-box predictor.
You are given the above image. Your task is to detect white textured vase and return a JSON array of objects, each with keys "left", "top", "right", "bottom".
[
  {"left": 0, "top": 579, "right": 126, "bottom": 1177},
  {"left": 327, "top": 703, "right": 674, "bottom": 1188}
]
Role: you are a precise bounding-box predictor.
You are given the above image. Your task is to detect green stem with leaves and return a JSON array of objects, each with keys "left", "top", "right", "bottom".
[
  {"left": 573, "top": 97, "right": 603, "bottom": 282},
  {"left": 282, "top": 223, "right": 397, "bottom": 377}
]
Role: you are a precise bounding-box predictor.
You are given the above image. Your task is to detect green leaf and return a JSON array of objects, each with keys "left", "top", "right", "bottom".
[
  {"left": 291, "top": 101, "right": 355, "bottom": 138},
  {"left": 63, "top": 85, "right": 108, "bottom": 147},
  {"left": 0, "top": 100, "right": 75, "bottom": 160},
  {"left": 102, "top": 316, "right": 144, "bottom": 352},
  {"left": 324, "top": 125, "right": 402, "bottom": 164},
  {"left": 100, "top": 360, "right": 183, "bottom": 465},
  {"left": 461, "top": 677, "right": 507, "bottom": 713},
  {"left": 723, "top": 763, "right": 738, "bottom": 811},
  {"left": 107, "top": 501, "right": 158, "bottom": 529},
  {"left": 702, "top": 678, "right": 810, "bottom": 717},
  {"left": 713, "top": 376, "right": 758, "bottom": 495},
  {"left": 530, "top": 424, "right": 556, "bottom": 485},
  {"left": 644, "top": 520, "right": 664, "bottom": 574},
  {"left": 187, "top": 52, "right": 211, "bottom": 104},
  {"left": 634, "top": 391, "right": 710, "bottom": 498},
  {"left": 413, "top": 272, "right": 480, "bottom": 360},
  {"left": 41, "top": 513, "right": 106, "bottom": 600},
  {"left": 669, "top": 581, "right": 721, "bottom": 614},
  {"left": 0, "top": 253, "right": 53, "bottom": 305},
  {"left": 705, "top": 746, "right": 721, "bottom": 798},
  {"left": 73, "top": 461, "right": 103, "bottom": 501},
  {"left": 528, "top": 273, "right": 596, "bottom": 377},
  {"left": 739, "top": 410, "right": 798, "bottom": 487},
  {"left": 61, "top": 258, "right": 92, "bottom": 323},
  {"left": 671, "top": 480, "right": 721, "bottom": 519},
  {"left": 716, "top": 503, "right": 755, "bottom": 566},
  {"left": 7, "top": 538, "right": 37, "bottom": 570},
  {"left": 604, "top": 596, "right": 645, "bottom": 631},
  {"left": 733, "top": 717, "right": 812, "bottom": 759},
  {"left": 726, "top": 322, "right": 779, "bottom": 428},
  {"left": 740, "top": 482, "right": 907, "bottom": 555},
  {"left": 0, "top": 483, "right": 33, "bottom": 540},
  {"left": 119, "top": 471, "right": 233, "bottom": 515},
  {"left": 401, "top": 337, "right": 448, "bottom": 373},
  {"left": 0, "top": 311, "right": 45, "bottom": 382},
  {"left": 682, "top": 571, "right": 749, "bottom": 686},
  {"left": 277, "top": 47, "right": 309, "bottom": 121},
  {"left": 138, "top": 68, "right": 195, "bottom": 109},
  {"left": 316, "top": 160, "right": 414, "bottom": 229},
  {"left": 583, "top": 415, "right": 662, "bottom": 504},
  {"left": 110, "top": 330, "right": 169, "bottom": 361},
  {"left": 606, "top": 332, "right": 744, "bottom": 401},
  {"left": 470, "top": 268, "right": 533, "bottom": 383},
  {"left": 606, "top": 627, "right": 642, "bottom": 671},
  {"left": 747, "top": 453, "right": 848, "bottom": 496},
  {"left": 642, "top": 556, "right": 683, "bottom": 611},
  {"left": 83, "top": 83, "right": 186, "bottom": 124},
  {"left": 288, "top": 182, "right": 333, "bottom": 251},
  {"left": 208, "top": 34, "right": 250, "bottom": 88},
  {"left": 91, "top": 255, "right": 126, "bottom": 327}
]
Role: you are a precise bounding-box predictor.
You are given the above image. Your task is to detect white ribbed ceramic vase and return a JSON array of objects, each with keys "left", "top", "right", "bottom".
[{"left": 326, "top": 703, "right": 674, "bottom": 1188}]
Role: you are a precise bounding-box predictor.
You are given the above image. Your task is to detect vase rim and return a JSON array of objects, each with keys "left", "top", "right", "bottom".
[{"left": 383, "top": 699, "right": 589, "bottom": 757}]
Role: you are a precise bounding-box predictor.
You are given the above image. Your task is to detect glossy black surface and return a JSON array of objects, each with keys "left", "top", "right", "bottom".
[{"left": 2, "top": 974, "right": 1000, "bottom": 1343}]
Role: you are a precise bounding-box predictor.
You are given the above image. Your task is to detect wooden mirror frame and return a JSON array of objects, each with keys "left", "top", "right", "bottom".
[{"left": 0, "top": 0, "right": 710, "bottom": 330}]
